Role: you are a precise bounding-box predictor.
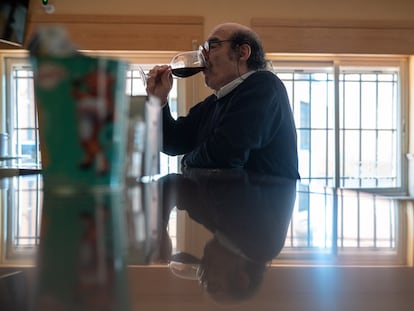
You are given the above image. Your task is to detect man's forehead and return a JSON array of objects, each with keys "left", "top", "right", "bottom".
[
  {"left": 208, "top": 29, "right": 231, "bottom": 41},
  {"left": 208, "top": 23, "right": 239, "bottom": 40}
]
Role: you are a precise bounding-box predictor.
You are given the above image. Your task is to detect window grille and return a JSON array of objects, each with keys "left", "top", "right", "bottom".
[
  {"left": 273, "top": 60, "right": 404, "bottom": 192},
  {"left": 2, "top": 59, "right": 180, "bottom": 261},
  {"left": 279, "top": 184, "right": 401, "bottom": 266}
]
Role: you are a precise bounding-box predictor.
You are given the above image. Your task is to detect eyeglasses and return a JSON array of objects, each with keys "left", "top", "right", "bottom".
[{"left": 201, "top": 39, "right": 234, "bottom": 53}]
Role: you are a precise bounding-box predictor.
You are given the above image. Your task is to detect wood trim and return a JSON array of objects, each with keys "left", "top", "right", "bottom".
[
  {"left": 22, "top": 15, "right": 204, "bottom": 51},
  {"left": 28, "top": 14, "right": 203, "bottom": 25},
  {"left": 252, "top": 18, "right": 414, "bottom": 55},
  {"left": 2, "top": 266, "right": 414, "bottom": 311},
  {"left": 127, "top": 266, "right": 414, "bottom": 311}
]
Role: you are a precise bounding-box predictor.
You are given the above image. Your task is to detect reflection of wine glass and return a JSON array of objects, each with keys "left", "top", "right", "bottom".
[{"left": 138, "top": 48, "right": 206, "bottom": 87}]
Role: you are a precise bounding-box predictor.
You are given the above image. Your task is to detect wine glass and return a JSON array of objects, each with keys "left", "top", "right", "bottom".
[
  {"left": 137, "top": 47, "right": 206, "bottom": 87},
  {"left": 169, "top": 48, "right": 206, "bottom": 78}
]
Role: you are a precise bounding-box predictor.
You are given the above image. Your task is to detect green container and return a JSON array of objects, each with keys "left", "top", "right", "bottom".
[
  {"left": 32, "top": 190, "right": 130, "bottom": 311},
  {"left": 31, "top": 55, "right": 129, "bottom": 190}
]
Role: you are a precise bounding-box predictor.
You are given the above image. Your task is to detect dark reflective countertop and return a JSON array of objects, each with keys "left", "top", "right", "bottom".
[{"left": 0, "top": 170, "right": 413, "bottom": 311}]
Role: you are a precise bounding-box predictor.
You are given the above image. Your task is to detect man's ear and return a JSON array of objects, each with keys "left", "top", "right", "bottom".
[{"left": 238, "top": 43, "right": 251, "bottom": 61}]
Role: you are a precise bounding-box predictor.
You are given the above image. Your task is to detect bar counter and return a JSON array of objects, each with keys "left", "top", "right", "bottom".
[{"left": 0, "top": 169, "right": 413, "bottom": 311}]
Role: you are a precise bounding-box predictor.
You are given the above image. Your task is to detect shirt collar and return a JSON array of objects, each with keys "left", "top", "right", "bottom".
[
  {"left": 215, "top": 70, "right": 255, "bottom": 99},
  {"left": 215, "top": 231, "right": 253, "bottom": 262}
]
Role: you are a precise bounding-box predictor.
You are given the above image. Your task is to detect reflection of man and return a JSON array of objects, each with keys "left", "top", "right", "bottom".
[
  {"left": 161, "top": 169, "right": 297, "bottom": 304},
  {"left": 197, "top": 236, "right": 266, "bottom": 304}
]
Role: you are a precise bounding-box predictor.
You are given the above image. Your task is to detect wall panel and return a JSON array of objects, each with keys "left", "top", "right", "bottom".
[
  {"left": 252, "top": 18, "right": 414, "bottom": 54},
  {"left": 23, "top": 15, "right": 204, "bottom": 51}
]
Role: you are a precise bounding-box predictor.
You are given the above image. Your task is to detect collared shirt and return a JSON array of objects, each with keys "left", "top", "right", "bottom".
[{"left": 215, "top": 70, "right": 256, "bottom": 99}]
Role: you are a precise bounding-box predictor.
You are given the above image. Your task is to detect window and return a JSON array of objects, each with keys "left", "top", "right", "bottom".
[
  {"left": 5, "top": 55, "right": 407, "bottom": 191},
  {"left": 2, "top": 54, "right": 409, "bottom": 265},
  {"left": 277, "top": 183, "right": 405, "bottom": 266},
  {"left": 2, "top": 55, "right": 182, "bottom": 260},
  {"left": 270, "top": 56, "right": 408, "bottom": 265},
  {"left": 1, "top": 174, "right": 42, "bottom": 264},
  {"left": 272, "top": 56, "right": 408, "bottom": 193},
  {"left": 4, "top": 57, "right": 39, "bottom": 168},
  {"left": 4, "top": 57, "right": 180, "bottom": 174},
  {"left": 339, "top": 68, "right": 399, "bottom": 189},
  {"left": 126, "top": 63, "right": 180, "bottom": 174}
]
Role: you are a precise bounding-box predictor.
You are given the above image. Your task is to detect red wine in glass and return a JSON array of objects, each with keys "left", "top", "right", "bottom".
[
  {"left": 170, "top": 49, "right": 206, "bottom": 78},
  {"left": 171, "top": 66, "right": 205, "bottom": 78},
  {"left": 137, "top": 49, "right": 206, "bottom": 86}
]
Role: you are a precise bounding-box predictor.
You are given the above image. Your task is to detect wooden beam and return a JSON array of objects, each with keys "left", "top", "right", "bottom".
[
  {"left": 252, "top": 18, "right": 414, "bottom": 54},
  {"left": 24, "top": 14, "right": 204, "bottom": 51}
]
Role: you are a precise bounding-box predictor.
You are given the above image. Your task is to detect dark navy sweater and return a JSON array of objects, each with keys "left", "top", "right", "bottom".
[{"left": 162, "top": 70, "right": 300, "bottom": 179}]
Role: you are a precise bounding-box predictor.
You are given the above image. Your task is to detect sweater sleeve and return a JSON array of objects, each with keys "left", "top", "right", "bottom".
[{"left": 162, "top": 95, "right": 216, "bottom": 156}]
